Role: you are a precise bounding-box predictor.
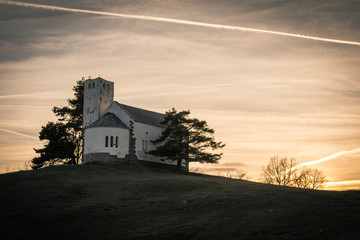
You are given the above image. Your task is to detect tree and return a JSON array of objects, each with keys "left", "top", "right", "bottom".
[
  {"left": 32, "top": 78, "right": 84, "bottom": 169},
  {"left": 149, "top": 108, "right": 225, "bottom": 171},
  {"left": 218, "top": 169, "right": 248, "bottom": 180},
  {"left": 294, "top": 167, "right": 327, "bottom": 189},
  {"left": 261, "top": 155, "right": 327, "bottom": 189},
  {"left": 261, "top": 155, "right": 297, "bottom": 186}
]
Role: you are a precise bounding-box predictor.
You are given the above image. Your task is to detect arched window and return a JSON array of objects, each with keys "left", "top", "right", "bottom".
[
  {"left": 92, "top": 82, "right": 95, "bottom": 88},
  {"left": 103, "top": 83, "right": 106, "bottom": 89},
  {"left": 110, "top": 136, "right": 114, "bottom": 147},
  {"left": 105, "top": 136, "right": 108, "bottom": 147},
  {"left": 107, "top": 84, "right": 110, "bottom": 90},
  {"left": 88, "top": 83, "right": 91, "bottom": 89}
]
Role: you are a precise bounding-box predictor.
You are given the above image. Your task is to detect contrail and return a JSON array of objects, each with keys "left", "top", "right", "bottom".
[
  {"left": 295, "top": 147, "right": 360, "bottom": 169},
  {"left": 1, "top": 0, "right": 360, "bottom": 46},
  {"left": 0, "top": 128, "right": 38, "bottom": 140},
  {"left": 0, "top": 93, "right": 32, "bottom": 99}
]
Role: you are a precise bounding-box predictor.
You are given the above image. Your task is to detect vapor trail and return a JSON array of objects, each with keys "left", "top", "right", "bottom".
[
  {"left": 1, "top": 0, "right": 360, "bottom": 46},
  {"left": 0, "top": 128, "right": 38, "bottom": 140},
  {"left": 295, "top": 147, "right": 360, "bottom": 169}
]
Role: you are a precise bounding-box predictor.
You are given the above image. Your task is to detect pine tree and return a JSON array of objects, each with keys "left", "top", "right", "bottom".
[
  {"left": 32, "top": 78, "right": 84, "bottom": 169},
  {"left": 149, "top": 108, "right": 225, "bottom": 170}
]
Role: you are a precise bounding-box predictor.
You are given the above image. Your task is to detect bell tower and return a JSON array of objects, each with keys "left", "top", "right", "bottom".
[{"left": 83, "top": 77, "right": 114, "bottom": 128}]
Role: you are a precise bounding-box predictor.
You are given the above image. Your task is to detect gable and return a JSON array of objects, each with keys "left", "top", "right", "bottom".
[
  {"left": 87, "top": 112, "right": 128, "bottom": 129},
  {"left": 112, "top": 102, "right": 164, "bottom": 127}
]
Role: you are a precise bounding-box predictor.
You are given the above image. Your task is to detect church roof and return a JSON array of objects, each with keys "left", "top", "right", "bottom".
[
  {"left": 115, "top": 102, "right": 164, "bottom": 127},
  {"left": 87, "top": 112, "right": 128, "bottom": 129}
]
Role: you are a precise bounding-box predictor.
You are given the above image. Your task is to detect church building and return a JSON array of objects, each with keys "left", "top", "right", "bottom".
[{"left": 82, "top": 77, "right": 186, "bottom": 169}]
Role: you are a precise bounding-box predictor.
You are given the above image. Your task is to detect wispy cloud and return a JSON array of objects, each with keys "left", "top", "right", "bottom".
[
  {"left": 326, "top": 180, "right": 360, "bottom": 186},
  {"left": 1, "top": 0, "right": 360, "bottom": 46},
  {"left": 0, "top": 128, "right": 38, "bottom": 140}
]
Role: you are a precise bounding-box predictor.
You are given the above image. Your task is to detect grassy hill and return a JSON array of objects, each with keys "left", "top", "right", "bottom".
[{"left": 0, "top": 164, "right": 359, "bottom": 240}]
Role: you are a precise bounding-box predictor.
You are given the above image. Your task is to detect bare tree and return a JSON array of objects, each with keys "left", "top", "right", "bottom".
[
  {"left": 261, "top": 155, "right": 327, "bottom": 189},
  {"left": 261, "top": 155, "right": 297, "bottom": 186},
  {"left": 217, "top": 169, "right": 249, "bottom": 180},
  {"left": 294, "top": 167, "right": 327, "bottom": 189},
  {"left": 234, "top": 169, "right": 248, "bottom": 180}
]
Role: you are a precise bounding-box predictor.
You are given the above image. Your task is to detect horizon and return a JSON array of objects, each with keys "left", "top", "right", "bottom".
[{"left": 0, "top": 0, "right": 359, "bottom": 191}]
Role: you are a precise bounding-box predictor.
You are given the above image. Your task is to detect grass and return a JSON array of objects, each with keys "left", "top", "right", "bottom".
[{"left": 0, "top": 164, "right": 359, "bottom": 239}]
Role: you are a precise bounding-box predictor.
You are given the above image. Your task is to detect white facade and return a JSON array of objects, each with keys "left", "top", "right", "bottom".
[
  {"left": 84, "top": 127, "right": 129, "bottom": 159},
  {"left": 82, "top": 77, "right": 180, "bottom": 168},
  {"left": 133, "top": 121, "right": 164, "bottom": 162}
]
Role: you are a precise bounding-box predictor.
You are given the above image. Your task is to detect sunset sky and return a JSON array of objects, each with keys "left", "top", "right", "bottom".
[{"left": 0, "top": 0, "right": 359, "bottom": 190}]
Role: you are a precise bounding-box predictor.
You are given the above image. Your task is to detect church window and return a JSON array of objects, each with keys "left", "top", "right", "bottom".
[
  {"left": 115, "top": 136, "right": 118, "bottom": 148},
  {"left": 105, "top": 136, "right": 108, "bottom": 147},
  {"left": 110, "top": 136, "right": 114, "bottom": 147},
  {"left": 103, "top": 83, "right": 106, "bottom": 89},
  {"left": 88, "top": 83, "right": 91, "bottom": 89},
  {"left": 107, "top": 84, "right": 110, "bottom": 90},
  {"left": 92, "top": 82, "right": 95, "bottom": 88}
]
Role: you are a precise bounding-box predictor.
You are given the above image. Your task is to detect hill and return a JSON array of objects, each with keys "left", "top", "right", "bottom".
[{"left": 0, "top": 164, "right": 359, "bottom": 240}]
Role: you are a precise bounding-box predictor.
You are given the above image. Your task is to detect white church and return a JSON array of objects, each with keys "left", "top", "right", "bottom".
[{"left": 82, "top": 77, "right": 186, "bottom": 170}]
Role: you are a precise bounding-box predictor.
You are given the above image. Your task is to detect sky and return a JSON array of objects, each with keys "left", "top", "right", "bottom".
[{"left": 0, "top": 0, "right": 359, "bottom": 190}]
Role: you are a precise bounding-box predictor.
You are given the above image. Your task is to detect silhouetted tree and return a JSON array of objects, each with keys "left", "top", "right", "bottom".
[
  {"left": 32, "top": 78, "right": 84, "bottom": 169},
  {"left": 261, "top": 155, "right": 297, "bottom": 186},
  {"left": 294, "top": 167, "right": 327, "bottom": 189},
  {"left": 149, "top": 108, "right": 225, "bottom": 171},
  {"left": 261, "top": 155, "right": 327, "bottom": 189}
]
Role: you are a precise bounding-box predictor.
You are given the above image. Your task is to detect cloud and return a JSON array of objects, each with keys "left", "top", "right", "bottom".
[
  {"left": 325, "top": 179, "right": 360, "bottom": 190},
  {"left": 1, "top": 0, "right": 360, "bottom": 46},
  {"left": 219, "top": 162, "right": 247, "bottom": 167},
  {"left": 326, "top": 179, "right": 360, "bottom": 186}
]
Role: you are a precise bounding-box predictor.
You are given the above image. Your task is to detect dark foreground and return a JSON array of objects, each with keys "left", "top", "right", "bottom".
[{"left": 0, "top": 164, "right": 359, "bottom": 240}]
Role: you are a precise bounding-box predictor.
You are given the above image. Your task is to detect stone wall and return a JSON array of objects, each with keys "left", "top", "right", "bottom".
[
  {"left": 83, "top": 152, "right": 127, "bottom": 164},
  {"left": 83, "top": 152, "right": 188, "bottom": 171}
]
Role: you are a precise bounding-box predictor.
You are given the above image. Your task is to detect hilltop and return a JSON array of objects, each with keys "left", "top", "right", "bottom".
[{"left": 0, "top": 164, "right": 359, "bottom": 240}]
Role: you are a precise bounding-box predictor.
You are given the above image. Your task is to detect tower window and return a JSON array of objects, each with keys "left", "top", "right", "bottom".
[
  {"left": 92, "top": 82, "right": 95, "bottom": 88},
  {"left": 110, "top": 136, "right": 114, "bottom": 147},
  {"left": 105, "top": 136, "right": 109, "bottom": 147},
  {"left": 103, "top": 83, "right": 106, "bottom": 89},
  {"left": 88, "top": 83, "right": 91, "bottom": 89},
  {"left": 115, "top": 136, "right": 118, "bottom": 148}
]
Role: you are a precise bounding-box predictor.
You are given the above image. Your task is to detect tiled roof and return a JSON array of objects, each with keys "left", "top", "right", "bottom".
[
  {"left": 115, "top": 102, "right": 164, "bottom": 127},
  {"left": 87, "top": 112, "right": 128, "bottom": 129}
]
